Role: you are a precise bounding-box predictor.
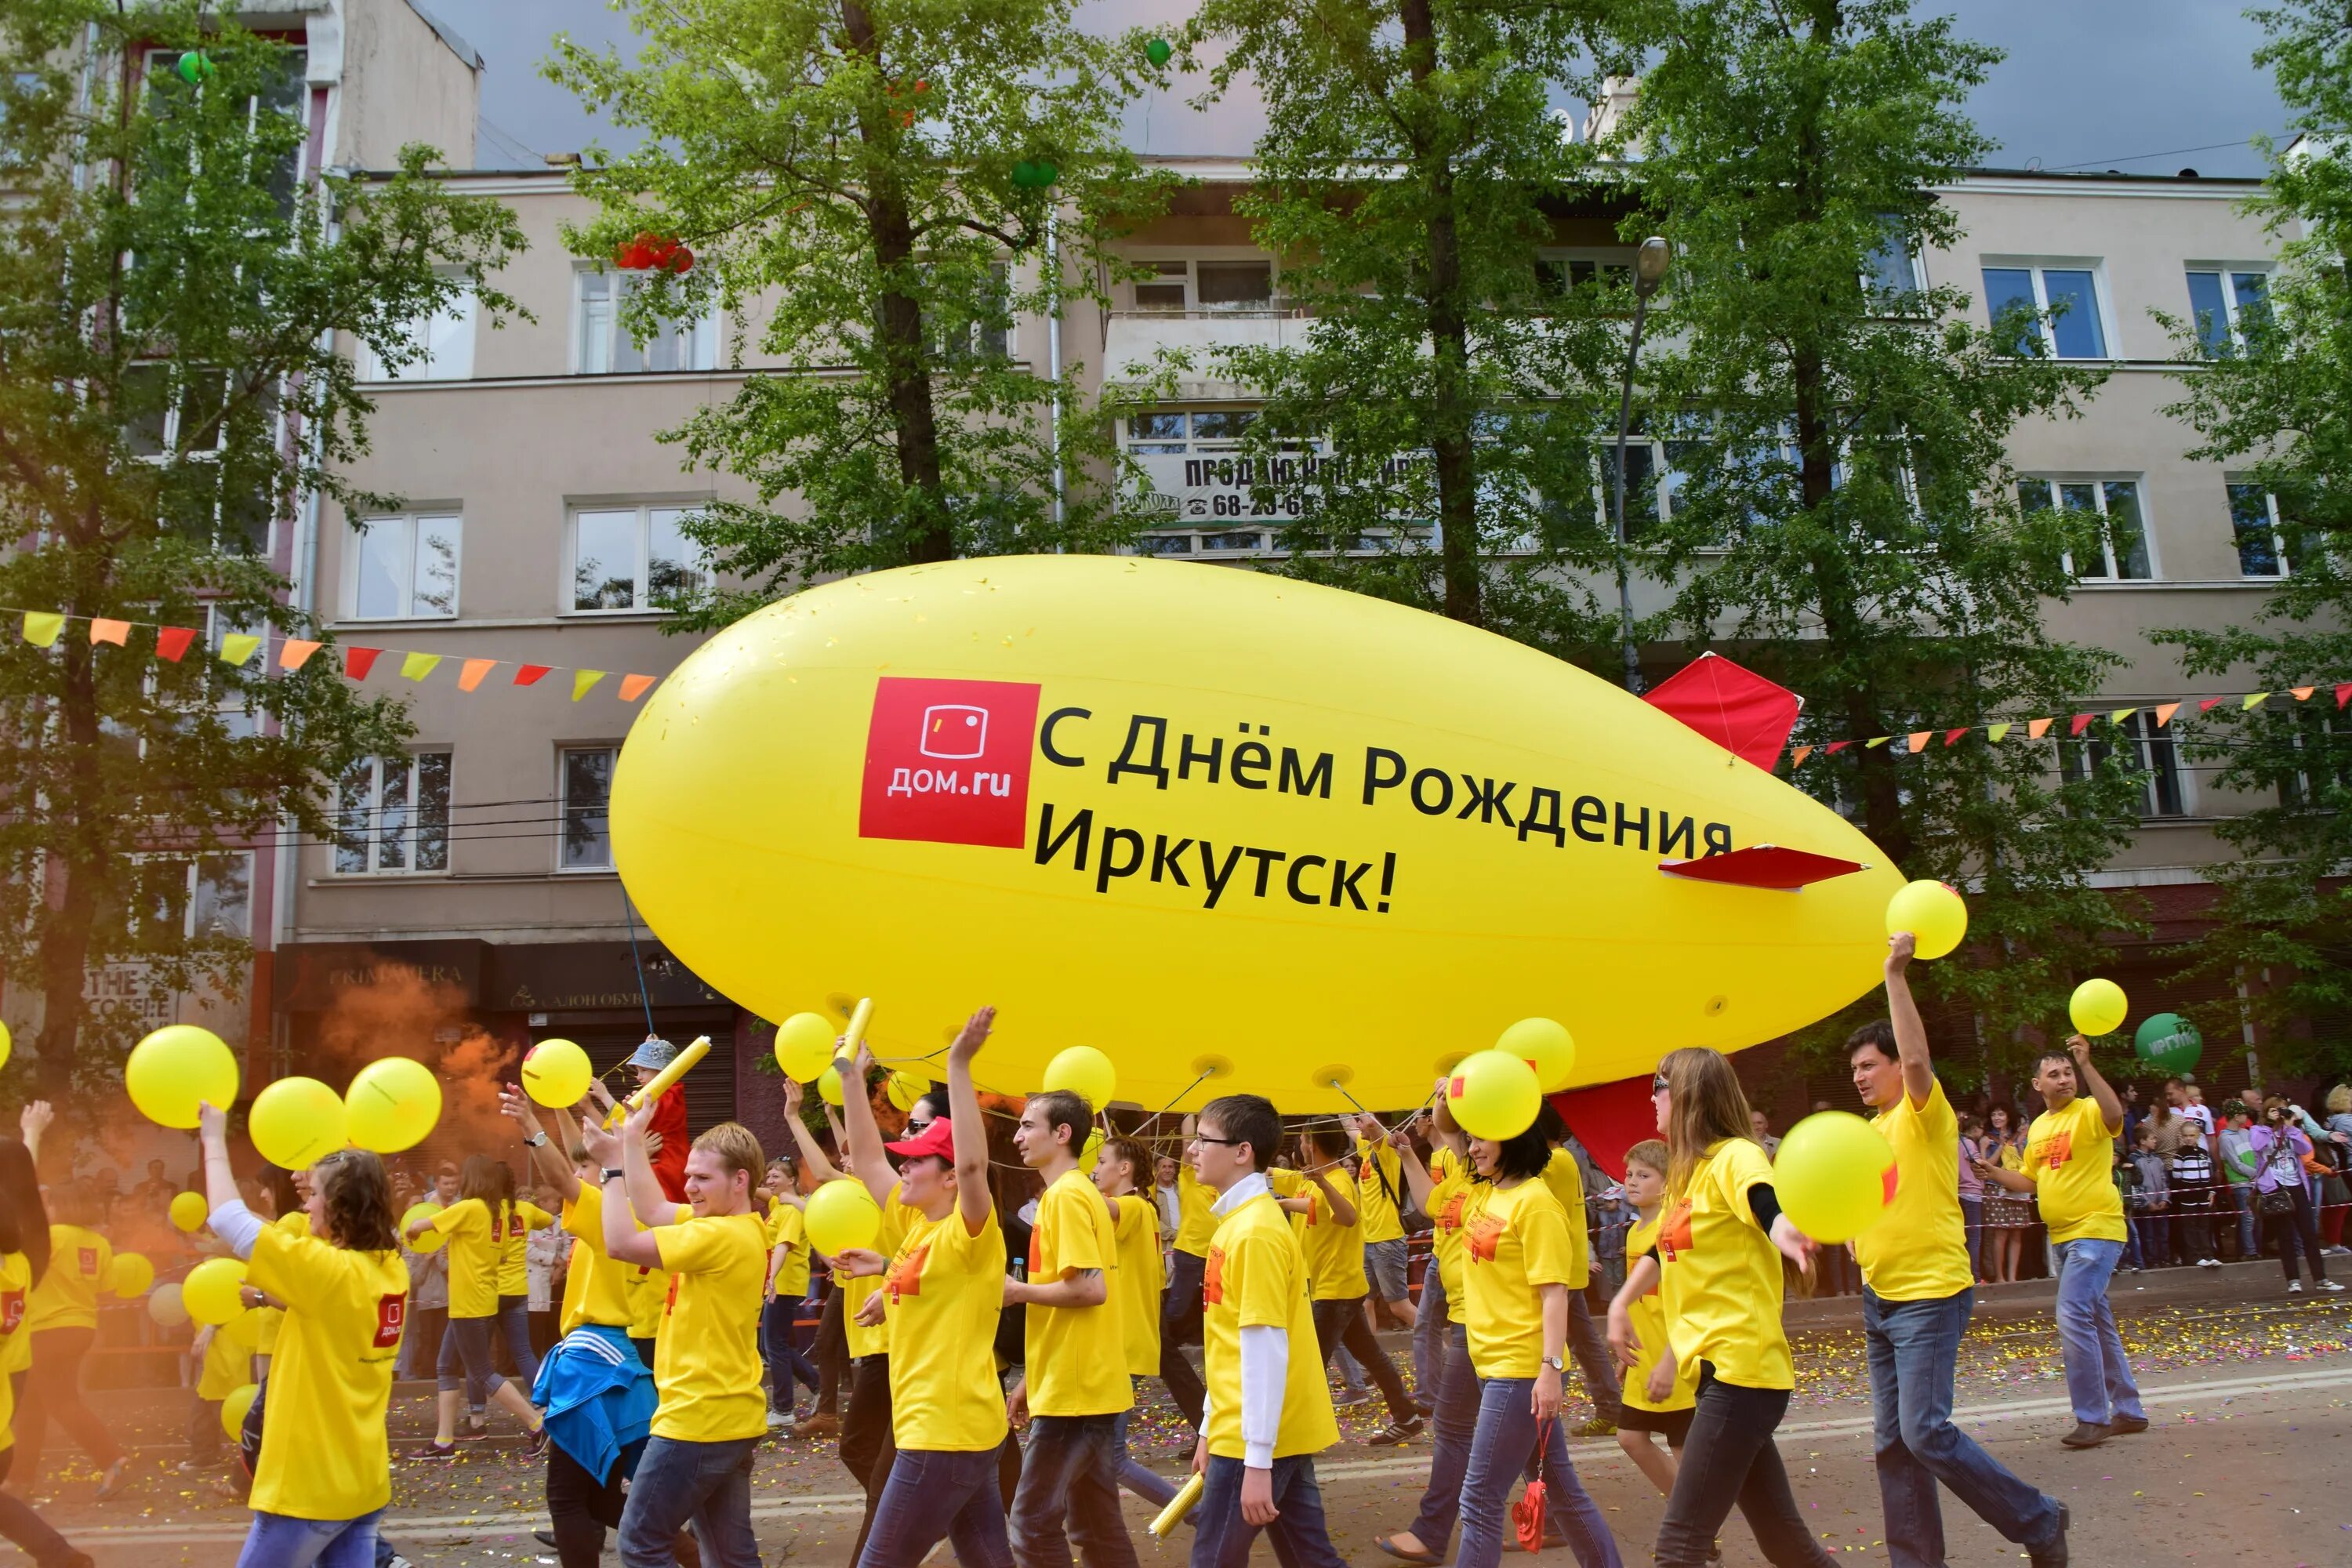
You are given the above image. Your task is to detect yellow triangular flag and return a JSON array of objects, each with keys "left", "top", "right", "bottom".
[
  {"left": 2110, "top": 707, "right": 2135, "bottom": 725},
  {"left": 20, "top": 612, "right": 64, "bottom": 647},
  {"left": 572, "top": 669, "right": 606, "bottom": 702},
  {"left": 1988, "top": 723, "right": 2012, "bottom": 742},
  {"left": 401, "top": 652, "right": 441, "bottom": 681},
  {"left": 1865, "top": 735, "right": 1891, "bottom": 748},
  {"left": 219, "top": 633, "right": 261, "bottom": 666},
  {"left": 2243, "top": 691, "right": 2269, "bottom": 710}
]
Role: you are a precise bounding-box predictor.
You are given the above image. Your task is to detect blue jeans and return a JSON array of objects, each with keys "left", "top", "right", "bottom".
[
  {"left": 2230, "top": 1183, "right": 2259, "bottom": 1257},
  {"left": 437, "top": 1314, "right": 504, "bottom": 1401},
  {"left": 2132, "top": 1214, "right": 2170, "bottom": 1269},
  {"left": 1406, "top": 1323, "right": 1479, "bottom": 1551},
  {"left": 1567, "top": 1290, "right": 1622, "bottom": 1425},
  {"left": 1189, "top": 1454, "right": 1345, "bottom": 1568},
  {"left": 1958, "top": 1196, "right": 1985, "bottom": 1282},
  {"left": 234, "top": 1508, "right": 384, "bottom": 1568},
  {"left": 861, "top": 1446, "right": 1013, "bottom": 1568},
  {"left": 498, "top": 1295, "right": 540, "bottom": 1388},
  {"left": 1863, "top": 1287, "right": 2062, "bottom": 1567},
  {"left": 760, "top": 1296, "right": 818, "bottom": 1411},
  {"left": 1411, "top": 1266, "right": 1447, "bottom": 1410},
  {"left": 2050, "top": 1238, "right": 2142, "bottom": 1426},
  {"left": 1011, "top": 1412, "right": 1136, "bottom": 1568},
  {"left": 615, "top": 1436, "right": 760, "bottom": 1568},
  {"left": 1455, "top": 1377, "right": 1621, "bottom": 1568},
  {"left": 1113, "top": 1404, "right": 1180, "bottom": 1508}
]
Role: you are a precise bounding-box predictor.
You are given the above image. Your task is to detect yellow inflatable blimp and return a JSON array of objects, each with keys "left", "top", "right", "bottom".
[{"left": 612, "top": 556, "right": 1900, "bottom": 1111}]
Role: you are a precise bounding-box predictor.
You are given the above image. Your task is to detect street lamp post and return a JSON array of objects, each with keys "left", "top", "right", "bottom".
[{"left": 1610, "top": 235, "right": 1671, "bottom": 695}]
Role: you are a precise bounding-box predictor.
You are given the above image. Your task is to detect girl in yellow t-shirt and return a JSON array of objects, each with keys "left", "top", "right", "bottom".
[
  {"left": 0, "top": 1131, "right": 92, "bottom": 1563},
  {"left": 403, "top": 1155, "right": 546, "bottom": 1457},
  {"left": 18, "top": 1185, "right": 126, "bottom": 1497},
  {"left": 1091, "top": 1136, "right": 1184, "bottom": 1512},
  {"left": 1610, "top": 1139, "right": 1697, "bottom": 1497},
  {"left": 1608, "top": 1047, "right": 1831, "bottom": 1568}
]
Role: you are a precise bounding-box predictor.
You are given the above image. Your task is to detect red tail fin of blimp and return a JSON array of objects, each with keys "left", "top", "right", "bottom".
[
  {"left": 1642, "top": 652, "right": 1802, "bottom": 769},
  {"left": 1658, "top": 843, "right": 1867, "bottom": 891}
]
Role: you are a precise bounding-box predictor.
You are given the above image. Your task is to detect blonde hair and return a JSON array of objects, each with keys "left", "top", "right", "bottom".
[
  {"left": 2326, "top": 1085, "right": 2351, "bottom": 1116},
  {"left": 1624, "top": 1138, "right": 1668, "bottom": 1178},
  {"left": 692, "top": 1122, "right": 767, "bottom": 1187},
  {"left": 1657, "top": 1047, "right": 1759, "bottom": 1197}
]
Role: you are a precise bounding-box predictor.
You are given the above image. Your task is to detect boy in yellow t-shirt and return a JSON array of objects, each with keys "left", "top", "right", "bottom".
[
  {"left": 760, "top": 1165, "right": 819, "bottom": 1433},
  {"left": 1611, "top": 1140, "right": 1695, "bottom": 1496},
  {"left": 584, "top": 1100, "right": 771, "bottom": 1568},
  {"left": 1093, "top": 1136, "right": 1185, "bottom": 1512},
  {"left": 1187, "top": 1093, "right": 1344, "bottom": 1568},
  {"left": 1279, "top": 1126, "right": 1422, "bottom": 1444}
]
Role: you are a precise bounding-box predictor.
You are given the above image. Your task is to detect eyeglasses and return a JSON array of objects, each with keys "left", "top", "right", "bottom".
[{"left": 1189, "top": 1133, "right": 1246, "bottom": 1147}]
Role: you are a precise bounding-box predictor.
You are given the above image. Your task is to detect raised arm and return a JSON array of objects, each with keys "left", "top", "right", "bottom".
[
  {"left": 1396, "top": 1134, "right": 1436, "bottom": 1212},
  {"left": 580, "top": 1103, "right": 664, "bottom": 1267},
  {"left": 18, "top": 1102, "right": 52, "bottom": 1164},
  {"left": 501, "top": 1086, "right": 582, "bottom": 1203},
  {"left": 837, "top": 1041, "right": 898, "bottom": 1209},
  {"left": 946, "top": 1007, "right": 996, "bottom": 1232},
  {"left": 1882, "top": 932, "right": 1936, "bottom": 1108},
  {"left": 778, "top": 1079, "right": 844, "bottom": 1184},
  {"left": 1307, "top": 1163, "right": 1358, "bottom": 1229},
  {"left": 2068, "top": 1035, "right": 2124, "bottom": 1131}
]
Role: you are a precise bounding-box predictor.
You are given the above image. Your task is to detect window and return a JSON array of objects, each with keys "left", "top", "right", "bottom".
[
  {"left": 932, "top": 261, "right": 1011, "bottom": 359},
  {"left": 2020, "top": 477, "right": 2151, "bottom": 582},
  {"left": 1982, "top": 264, "right": 2107, "bottom": 358},
  {"left": 1535, "top": 252, "right": 1634, "bottom": 296},
  {"left": 1129, "top": 258, "right": 1276, "bottom": 312},
  {"left": 350, "top": 513, "right": 461, "bottom": 619},
  {"left": 1864, "top": 222, "right": 1919, "bottom": 298},
  {"left": 2186, "top": 267, "right": 2270, "bottom": 354},
  {"left": 2063, "top": 713, "right": 2183, "bottom": 818},
  {"left": 2225, "top": 483, "right": 2290, "bottom": 578},
  {"left": 574, "top": 269, "right": 716, "bottom": 373},
  {"left": 560, "top": 747, "right": 616, "bottom": 870},
  {"left": 1603, "top": 434, "right": 1708, "bottom": 540},
  {"left": 334, "top": 753, "right": 452, "bottom": 874},
  {"left": 122, "top": 853, "right": 253, "bottom": 946},
  {"left": 357, "top": 292, "right": 476, "bottom": 382},
  {"left": 2281, "top": 707, "right": 2352, "bottom": 808},
  {"left": 567, "top": 504, "right": 705, "bottom": 613},
  {"left": 143, "top": 47, "right": 309, "bottom": 216}
]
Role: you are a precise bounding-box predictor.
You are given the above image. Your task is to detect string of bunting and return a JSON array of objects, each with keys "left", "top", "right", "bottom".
[
  {"left": 11, "top": 606, "right": 661, "bottom": 705},
  {"left": 1784, "top": 683, "right": 2352, "bottom": 770}
]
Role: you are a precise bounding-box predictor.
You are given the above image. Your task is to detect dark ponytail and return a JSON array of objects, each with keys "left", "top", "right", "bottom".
[{"left": 0, "top": 1139, "right": 53, "bottom": 1288}]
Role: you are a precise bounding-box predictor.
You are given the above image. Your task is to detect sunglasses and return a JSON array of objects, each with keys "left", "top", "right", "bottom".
[{"left": 1651, "top": 1076, "right": 1670, "bottom": 1094}]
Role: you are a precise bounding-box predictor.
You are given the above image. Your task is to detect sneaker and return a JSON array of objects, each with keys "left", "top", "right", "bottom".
[
  {"left": 455, "top": 1420, "right": 490, "bottom": 1442},
  {"left": 523, "top": 1424, "right": 550, "bottom": 1461},
  {"left": 2058, "top": 1422, "right": 2107, "bottom": 1449},
  {"left": 409, "top": 1440, "right": 459, "bottom": 1461},
  {"left": 1334, "top": 1388, "right": 1374, "bottom": 1408},
  {"left": 2028, "top": 1502, "right": 2071, "bottom": 1568},
  {"left": 2107, "top": 1414, "right": 2148, "bottom": 1436},
  {"left": 1366, "top": 1414, "right": 1423, "bottom": 1446},
  {"left": 2318, "top": 1279, "right": 2346, "bottom": 1294},
  {"left": 1572, "top": 1415, "right": 1618, "bottom": 1437},
  {"left": 2127, "top": 1265, "right": 2143, "bottom": 1274},
  {"left": 2288, "top": 1280, "right": 2304, "bottom": 1294}
]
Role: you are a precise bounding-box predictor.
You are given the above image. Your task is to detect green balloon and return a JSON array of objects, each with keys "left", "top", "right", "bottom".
[
  {"left": 1145, "top": 37, "right": 1174, "bottom": 67},
  {"left": 176, "top": 51, "right": 213, "bottom": 84},
  {"left": 2132, "top": 1012, "right": 2202, "bottom": 1075},
  {"left": 1011, "top": 159, "right": 1036, "bottom": 188},
  {"left": 1033, "top": 160, "right": 1058, "bottom": 188}
]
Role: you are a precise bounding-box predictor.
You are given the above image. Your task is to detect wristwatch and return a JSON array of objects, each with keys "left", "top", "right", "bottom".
[
  {"left": 1542, "top": 1355, "right": 1566, "bottom": 1372},
  {"left": 524, "top": 1132, "right": 548, "bottom": 1149},
  {"left": 602, "top": 1168, "right": 626, "bottom": 1184}
]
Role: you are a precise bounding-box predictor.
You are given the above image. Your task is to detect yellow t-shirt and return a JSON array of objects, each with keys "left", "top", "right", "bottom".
[
  {"left": 1355, "top": 1138, "right": 1406, "bottom": 1245},
  {"left": 198, "top": 1309, "right": 262, "bottom": 1401},
  {"left": 498, "top": 1202, "right": 557, "bottom": 1298},
  {"left": 1286, "top": 1171, "right": 1370, "bottom": 1301},
  {"left": 1540, "top": 1148, "right": 1592, "bottom": 1290},
  {"left": 255, "top": 1210, "right": 313, "bottom": 1354},
  {"left": 2025, "top": 1097, "right": 2128, "bottom": 1245},
  {"left": 1853, "top": 1080, "right": 1972, "bottom": 1301},
  {"left": 430, "top": 1199, "right": 500, "bottom": 1319},
  {"left": 1109, "top": 1192, "right": 1163, "bottom": 1376},
  {"left": 1026, "top": 1169, "right": 1133, "bottom": 1416},
  {"left": 768, "top": 1202, "right": 811, "bottom": 1298},
  {"left": 1202, "top": 1189, "right": 1339, "bottom": 1461},
  {"left": 651, "top": 1212, "right": 771, "bottom": 1443},
  {"left": 1657, "top": 1138, "right": 1790, "bottom": 1391},
  {"left": 245, "top": 1225, "right": 408, "bottom": 1520},
  {"left": 844, "top": 1185, "right": 920, "bottom": 1359},
  {"left": 1174, "top": 1165, "right": 1218, "bottom": 1257},
  {"left": 1461, "top": 1179, "right": 1573, "bottom": 1378},
  {"left": 1427, "top": 1167, "right": 1472, "bottom": 1324},
  {"left": 25, "top": 1225, "right": 111, "bottom": 1334},
  {"left": 559, "top": 1185, "right": 638, "bottom": 1334},
  {"left": 884, "top": 1203, "right": 1010, "bottom": 1452},
  {"left": 1621, "top": 1214, "right": 1697, "bottom": 1414},
  {"left": 0, "top": 1253, "right": 25, "bottom": 1449}
]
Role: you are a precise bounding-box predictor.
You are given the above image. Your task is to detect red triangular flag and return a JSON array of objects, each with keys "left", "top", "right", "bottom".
[
  {"left": 1944, "top": 728, "right": 1969, "bottom": 746},
  {"left": 2338, "top": 683, "right": 2352, "bottom": 710},
  {"left": 2200, "top": 696, "right": 2227, "bottom": 712},
  {"left": 154, "top": 626, "right": 198, "bottom": 662},
  {"left": 2068, "top": 713, "right": 2096, "bottom": 737},
  {"left": 344, "top": 646, "right": 383, "bottom": 680},
  {"left": 1825, "top": 740, "right": 1852, "bottom": 755},
  {"left": 513, "top": 664, "right": 552, "bottom": 687}
]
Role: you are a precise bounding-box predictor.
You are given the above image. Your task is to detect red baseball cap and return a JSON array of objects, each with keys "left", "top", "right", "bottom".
[{"left": 886, "top": 1117, "right": 956, "bottom": 1164}]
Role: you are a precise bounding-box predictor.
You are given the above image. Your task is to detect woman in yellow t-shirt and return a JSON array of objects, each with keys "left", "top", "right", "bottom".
[
  {"left": 196, "top": 1101, "right": 409, "bottom": 1568},
  {"left": 1607, "top": 1048, "right": 1831, "bottom": 1568},
  {"left": 492, "top": 1159, "right": 555, "bottom": 1392},
  {"left": 404, "top": 1155, "right": 546, "bottom": 1457},
  {"left": 17, "top": 1184, "right": 125, "bottom": 1497},
  {"left": 1091, "top": 1135, "right": 1184, "bottom": 1511},
  {"left": 1372, "top": 1090, "right": 1479, "bottom": 1564},
  {"left": 0, "top": 1131, "right": 91, "bottom": 1564}
]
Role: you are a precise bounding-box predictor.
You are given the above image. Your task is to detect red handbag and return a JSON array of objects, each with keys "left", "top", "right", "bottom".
[{"left": 1511, "top": 1420, "right": 1556, "bottom": 1551}]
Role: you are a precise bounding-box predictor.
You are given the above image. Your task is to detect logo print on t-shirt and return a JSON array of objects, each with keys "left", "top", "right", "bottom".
[
  {"left": 1657, "top": 1202, "right": 1694, "bottom": 1263},
  {"left": 0, "top": 1290, "right": 23, "bottom": 1334},
  {"left": 2041, "top": 1131, "right": 2073, "bottom": 1171},
  {"left": 1882, "top": 1162, "right": 1902, "bottom": 1204},
  {"left": 666, "top": 1274, "right": 683, "bottom": 1316},
  {"left": 1465, "top": 1212, "right": 1505, "bottom": 1264},
  {"left": 1203, "top": 1246, "right": 1227, "bottom": 1307},
  {"left": 374, "top": 1294, "right": 406, "bottom": 1348},
  {"left": 78, "top": 1247, "right": 99, "bottom": 1277},
  {"left": 1436, "top": 1194, "right": 1465, "bottom": 1236},
  {"left": 887, "top": 1243, "right": 929, "bottom": 1305}
]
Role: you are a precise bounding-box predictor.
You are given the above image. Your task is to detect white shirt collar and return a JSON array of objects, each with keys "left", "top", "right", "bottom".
[{"left": 1210, "top": 1171, "right": 1269, "bottom": 1216}]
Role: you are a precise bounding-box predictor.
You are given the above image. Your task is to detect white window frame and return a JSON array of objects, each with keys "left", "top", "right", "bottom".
[
  {"left": 356, "top": 289, "right": 477, "bottom": 383},
  {"left": 2185, "top": 263, "right": 2274, "bottom": 354},
  {"left": 572, "top": 265, "right": 717, "bottom": 375},
  {"left": 345, "top": 510, "right": 463, "bottom": 620},
  {"left": 2223, "top": 481, "right": 2291, "bottom": 580},
  {"left": 2063, "top": 713, "right": 2189, "bottom": 820},
  {"left": 557, "top": 745, "right": 619, "bottom": 872},
  {"left": 1125, "top": 254, "right": 1281, "bottom": 314},
  {"left": 332, "top": 751, "right": 453, "bottom": 877},
  {"left": 1535, "top": 248, "right": 1637, "bottom": 296},
  {"left": 2021, "top": 475, "right": 2158, "bottom": 583},
  {"left": 563, "top": 500, "right": 709, "bottom": 616},
  {"left": 140, "top": 46, "right": 313, "bottom": 198},
  {"left": 125, "top": 851, "right": 255, "bottom": 942},
  {"left": 1980, "top": 258, "right": 2116, "bottom": 361}
]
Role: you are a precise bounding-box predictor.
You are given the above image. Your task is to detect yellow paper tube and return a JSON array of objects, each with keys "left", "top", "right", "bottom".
[
  {"left": 842, "top": 997, "right": 874, "bottom": 1056},
  {"left": 1149, "top": 1472, "right": 1204, "bottom": 1538},
  {"left": 622, "top": 1035, "right": 711, "bottom": 1115}
]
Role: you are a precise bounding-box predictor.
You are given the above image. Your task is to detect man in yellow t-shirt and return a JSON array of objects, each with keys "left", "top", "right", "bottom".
[
  {"left": 1851, "top": 935, "right": 2068, "bottom": 1567},
  {"left": 1188, "top": 1093, "right": 1344, "bottom": 1568},
  {"left": 1003, "top": 1087, "right": 1135, "bottom": 1568},
  {"left": 584, "top": 1098, "right": 770, "bottom": 1568},
  {"left": 1980, "top": 1030, "right": 2144, "bottom": 1454},
  {"left": 1345, "top": 1114, "right": 1417, "bottom": 1335},
  {"left": 1284, "top": 1126, "right": 1421, "bottom": 1445}
]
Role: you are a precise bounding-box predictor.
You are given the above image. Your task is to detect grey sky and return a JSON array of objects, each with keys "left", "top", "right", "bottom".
[{"left": 437, "top": 0, "right": 2288, "bottom": 180}]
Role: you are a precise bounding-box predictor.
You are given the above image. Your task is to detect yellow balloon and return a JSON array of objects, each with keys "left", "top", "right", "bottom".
[
  {"left": 183, "top": 1258, "right": 247, "bottom": 1327},
  {"left": 0, "top": 1019, "right": 11, "bottom": 1069},
  {"left": 803, "top": 1178, "right": 883, "bottom": 1255},
  {"left": 2070, "top": 978, "right": 2128, "bottom": 1038},
  {"left": 1886, "top": 880, "right": 1968, "bottom": 961},
  {"left": 345, "top": 1056, "right": 442, "bottom": 1153},
  {"left": 1497, "top": 1018, "right": 1575, "bottom": 1092},
  {"left": 886, "top": 1070, "right": 927, "bottom": 1112},
  {"left": 1078, "top": 1128, "right": 1103, "bottom": 1174},
  {"left": 147, "top": 1282, "right": 188, "bottom": 1327},
  {"left": 221, "top": 1383, "right": 259, "bottom": 1441},
  {"left": 169, "top": 1190, "right": 210, "bottom": 1232},
  {"left": 521, "top": 1038, "right": 595, "bottom": 1108},
  {"left": 1444, "top": 1049, "right": 1542, "bottom": 1139},
  {"left": 608, "top": 556, "right": 1903, "bottom": 1111},
  {"left": 1773, "top": 1111, "right": 1896, "bottom": 1243},
  {"left": 775, "top": 1013, "right": 837, "bottom": 1081},
  {"left": 818, "top": 1062, "right": 847, "bottom": 1107},
  {"left": 125, "top": 1024, "right": 240, "bottom": 1130},
  {"left": 401, "top": 1201, "right": 449, "bottom": 1254},
  {"left": 1041, "top": 1045, "right": 1116, "bottom": 1112},
  {"left": 220, "top": 1306, "right": 263, "bottom": 1349},
  {"left": 108, "top": 1251, "right": 154, "bottom": 1298},
  {"left": 249, "top": 1076, "right": 347, "bottom": 1170}
]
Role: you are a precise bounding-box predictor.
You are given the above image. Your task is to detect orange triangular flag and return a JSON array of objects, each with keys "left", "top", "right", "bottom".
[
  {"left": 278, "top": 638, "right": 323, "bottom": 670},
  {"left": 1907, "top": 731, "right": 1933, "bottom": 753},
  {"left": 2027, "top": 718, "right": 2053, "bottom": 739},
  {"left": 459, "top": 658, "right": 497, "bottom": 691},
  {"left": 2292, "top": 686, "right": 2314, "bottom": 701},
  {"left": 2153, "top": 702, "right": 2180, "bottom": 728},
  {"left": 618, "top": 673, "right": 657, "bottom": 702},
  {"left": 89, "top": 618, "right": 130, "bottom": 646},
  {"left": 1789, "top": 746, "right": 1813, "bottom": 768}
]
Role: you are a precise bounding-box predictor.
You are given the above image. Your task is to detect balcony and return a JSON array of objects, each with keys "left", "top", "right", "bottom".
[{"left": 1103, "top": 307, "right": 1316, "bottom": 396}]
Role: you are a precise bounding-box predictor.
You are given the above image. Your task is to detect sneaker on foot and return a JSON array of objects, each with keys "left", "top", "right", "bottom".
[
  {"left": 2288, "top": 1280, "right": 2304, "bottom": 1294},
  {"left": 2059, "top": 1422, "right": 2107, "bottom": 1449},
  {"left": 93, "top": 1461, "right": 128, "bottom": 1501},
  {"left": 409, "top": 1440, "right": 459, "bottom": 1460},
  {"left": 455, "top": 1420, "right": 490, "bottom": 1441},
  {"left": 1334, "top": 1388, "right": 1374, "bottom": 1408},
  {"left": 2318, "top": 1279, "right": 2346, "bottom": 1293},
  {"left": 1572, "top": 1415, "right": 1617, "bottom": 1438},
  {"left": 1366, "top": 1414, "right": 1423, "bottom": 1446}
]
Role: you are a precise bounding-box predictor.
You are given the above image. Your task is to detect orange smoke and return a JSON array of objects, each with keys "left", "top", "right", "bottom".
[{"left": 302, "top": 964, "right": 521, "bottom": 1174}]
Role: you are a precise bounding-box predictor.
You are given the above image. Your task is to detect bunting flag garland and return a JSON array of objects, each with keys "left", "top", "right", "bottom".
[
  {"left": 514, "top": 664, "right": 551, "bottom": 686},
  {"left": 400, "top": 652, "right": 441, "bottom": 682},
  {"left": 219, "top": 633, "right": 260, "bottom": 666},
  {"left": 2068, "top": 713, "right": 2096, "bottom": 738},
  {"left": 21, "top": 612, "right": 63, "bottom": 648},
  {"left": 458, "top": 658, "right": 496, "bottom": 691},
  {"left": 572, "top": 670, "right": 605, "bottom": 702},
  {"left": 1944, "top": 728, "right": 1969, "bottom": 746},
  {"left": 155, "top": 626, "right": 195, "bottom": 662},
  {"left": 2154, "top": 702, "right": 2180, "bottom": 727},
  {"left": 279, "top": 639, "right": 322, "bottom": 671},
  {"left": 2245, "top": 691, "right": 2270, "bottom": 710},
  {"left": 90, "top": 618, "right": 129, "bottom": 646},
  {"left": 1907, "top": 730, "right": 1932, "bottom": 753},
  {"left": 344, "top": 646, "right": 383, "bottom": 680},
  {"left": 1987, "top": 723, "right": 2012, "bottom": 742},
  {"left": 2027, "top": 718, "right": 2053, "bottom": 739},
  {"left": 618, "top": 673, "right": 657, "bottom": 702}
]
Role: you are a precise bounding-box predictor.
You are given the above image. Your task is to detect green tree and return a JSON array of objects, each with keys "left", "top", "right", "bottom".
[
  {"left": 1594, "top": 0, "right": 2145, "bottom": 1066},
  {"left": 2147, "top": 3, "right": 2352, "bottom": 1071},
  {"left": 547, "top": 0, "right": 1176, "bottom": 626},
  {"left": 0, "top": 2, "right": 524, "bottom": 1090},
  {"left": 1179, "top": 0, "right": 1624, "bottom": 634}
]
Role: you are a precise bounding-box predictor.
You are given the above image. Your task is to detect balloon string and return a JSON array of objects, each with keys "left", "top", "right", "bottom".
[{"left": 619, "top": 883, "right": 659, "bottom": 1039}]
